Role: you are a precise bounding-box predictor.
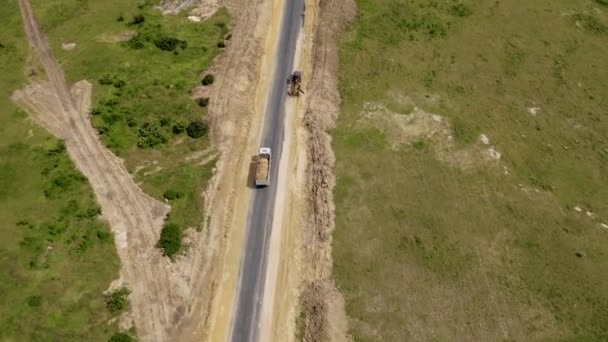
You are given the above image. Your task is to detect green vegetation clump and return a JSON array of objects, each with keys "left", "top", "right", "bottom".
[
  {"left": 105, "top": 287, "right": 131, "bottom": 314},
  {"left": 158, "top": 223, "right": 182, "bottom": 257},
  {"left": 137, "top": 121, "right": 169, "bottom": 148},
  {"left": 201, "top": 74, "right": 215, "bottom": 85},
  {"left": 162, "top": 189, "right": 183, "bottom": 200},
  {"left": 196, "top": 97, "right": 209, "bottom": 107},
  {"left": 186, "top": 120, "right": 208, "bottom": 138},
  {"left": 109, "top": 332, "right": 134, "bottom": 342},
  {"left": 333, "top": 0, "right": 608, "bottom": 340}
]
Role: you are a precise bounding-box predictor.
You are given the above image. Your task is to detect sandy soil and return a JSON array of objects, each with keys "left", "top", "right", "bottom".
[{"left": 157, "top": 0, "right": 221, "bottom": 18}]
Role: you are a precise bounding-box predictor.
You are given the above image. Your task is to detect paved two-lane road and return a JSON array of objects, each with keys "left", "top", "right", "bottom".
[{"left": 229, "top": 0, "right": 304, "bottom": 341}]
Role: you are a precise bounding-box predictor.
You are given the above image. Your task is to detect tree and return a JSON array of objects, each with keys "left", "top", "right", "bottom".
[
  {"left": 201, "top": 74, "right": 214, "bottom": 86},
  {"left": 186, "top": 120, "right": 208, "bottom": 138},
  {"left": 105, "top": 287, "right": 130, "bottom": 314},
  {"left": 158, "top": 223, "right": 182, "bottom": 257},
  {"left": 137, "top": 121, "right": 169, "bottom": 148}
]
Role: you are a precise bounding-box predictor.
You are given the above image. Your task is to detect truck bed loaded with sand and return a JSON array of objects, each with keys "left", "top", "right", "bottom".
[{"left": 255, "top": 147, "right": 271, "bottom": 187}]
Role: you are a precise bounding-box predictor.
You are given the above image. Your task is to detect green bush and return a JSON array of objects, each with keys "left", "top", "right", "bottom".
[
  {"left": 196, "top": 97, "right": 209, "bottom": 107},
  {"left": 154, "top": 36, "right": 187, "bottom": 52},
  {"left": 108, "top": 332, "right": 134, "bottom": 342},
  {"left": 163, "top": 189, "right": 183, "bottom": 200},
  {"left": 158, "top": 223, "right": 182, "bottom": 257},
  {"left": 186, "top": 120, "right": 208, "bottom": 138},
  {"left": 137, "top": 121, "right": 169, "bottom": 148},
  {"left": 172, "top": 120, "right": 187, "bottom": 134},
  {"left": 96, "top": 230, "right": 112, "bottom": 242},
  {"left": 104, "top": 287, "right": 130, "bottom": 314},
  {"left": 201, "top": 74, "right": 214, "bottom": 86},
  {"left": 99, "top": 74, "right": 115, "bottom": 85},
  {"left": 126, "top": 35, "right": 145, "bottom": 49},
  {"left": 131, "top": 14, "right": 145, "bottom": 25}
]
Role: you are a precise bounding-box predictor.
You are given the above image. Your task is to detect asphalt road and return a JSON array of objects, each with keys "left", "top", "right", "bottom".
[{"left": 229, "top": 0, "right": 304, "bottom": 341}]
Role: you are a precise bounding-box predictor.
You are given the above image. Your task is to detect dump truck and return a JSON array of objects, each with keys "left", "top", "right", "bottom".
[
  {"left": 287, "top": 71, "right": 303, "bottom": 96},
  {"left": 255, "top": 147, "right": 271, "bottom": 187}
]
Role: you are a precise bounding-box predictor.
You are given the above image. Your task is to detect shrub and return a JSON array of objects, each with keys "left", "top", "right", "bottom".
[
  {"left": 108, "top": 332, "right": 133, "bottom": 342},
  {"left": 217, "top": 40, "right": 225, "bottom": 48},
  {"left": 450, "top": 3, "right": 472, "bottom": 17},
  {"left": 113, "top": 79, "right": 126, "bottom": 88},
  {"left": 131, "top": 14, "right": 145, "bottom": 25},
  {"left": 27, "top": 295, "right": 42, "bottom": 307},
  {"left": 96, "top": 230, "right": 112, "bottom": 242},
  {"left": 116, "top": 15, "right": 124, "bottom": 22},
  {"left": 137, "top": 121, "right": 169, "bottom": 148},
  {"left": 196, "top": 97, "right": 209, "bottom": 107},
  {"left": 172, "top": 120, "right": 187, "bottom": 134},
  {"left": 186, "top": 120, "right": 208, "bottom": 138},
  {"left": 158, "top": 223, "right": 182, "bottom": 257},
  {"left": 201, "top": 74, "right": 214, "bottom": 86},
  {"left": 99, "top": 74, "right": 115, "bottom": 85},
  {"left": 126, "top": 35, "right": 144, "bottom": 49},
  {"left": 154, "top": 36, "right": 187, "bottom": 52},
  {"left": 163, "top": 189, "right": 183, "bottom": 200},
  {"left": 104, "top": 287, "right": 130, "bottom": 314}
]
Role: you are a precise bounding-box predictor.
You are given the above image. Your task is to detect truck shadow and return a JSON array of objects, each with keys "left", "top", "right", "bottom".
[{"left": 247, "top": 155, "right": 258, "bottom": 189}]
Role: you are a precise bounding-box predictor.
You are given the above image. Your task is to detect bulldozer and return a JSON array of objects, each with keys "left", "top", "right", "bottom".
[{"left": 287, "top": 71, "right": 304, "bottom": 96}]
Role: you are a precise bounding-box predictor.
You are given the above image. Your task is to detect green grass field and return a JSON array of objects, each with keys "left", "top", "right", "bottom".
[
  {"left": 333, "top": 0, "right": 608, "bottom": 340},
  {"left": 0, "top": 0, "right": 226, "bottom": 339}
]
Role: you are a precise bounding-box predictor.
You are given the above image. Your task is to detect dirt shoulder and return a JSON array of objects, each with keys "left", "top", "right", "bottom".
[{"left": 298, "top": 0, "right": 356, "bottom": 341}]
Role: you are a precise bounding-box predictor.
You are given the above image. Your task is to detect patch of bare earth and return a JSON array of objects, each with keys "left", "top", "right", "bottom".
[
  {"left": 157, "top": 0, "right": 221, "bottom": 18},
  {"left": 298, "top": 0, "right": 356, "bottom": 341},
  {"left": 358, "top": 102, "right": 504, "bottom": 171}
]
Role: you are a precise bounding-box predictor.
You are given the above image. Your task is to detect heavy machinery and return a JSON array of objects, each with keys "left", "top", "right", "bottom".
[
  {"left": 255, "top": 147, "right": 271, "bottom": 187},
  {"left": 287, "top": 71, "right": 304, "bottom": 96}
]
